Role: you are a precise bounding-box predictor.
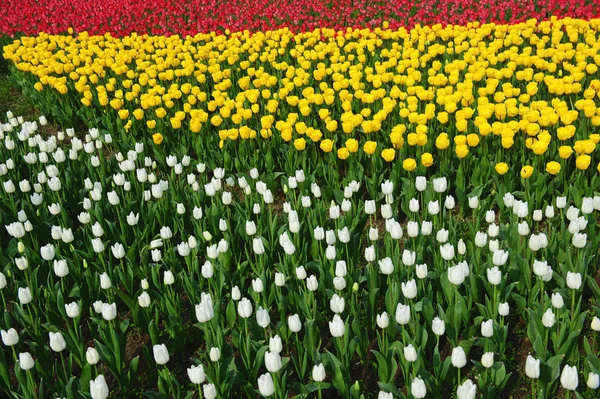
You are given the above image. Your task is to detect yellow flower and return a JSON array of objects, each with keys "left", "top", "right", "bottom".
[
  {"left": 436, "top": 133, "right": 450, "bottom": 150},
  {"left": 455, "top": 144, "right": 469, "bottom": 159},
  {"left": 421, "top": 152, "right": 434, "bottom": 167},
  {"left": 294, "top": 138, "right": 306, "bottom": 151},
  {"left": 363, "top": 141, "right": 377, "bottom": 155},
  {"left": 152, "top": 133, "right": 164, "bottom": 145},
  {"left": 146, "top": 120, "right": 156, "bottom": 129},
  {"left": 326, "top": 120, "right": 338, "bottom": 132},
  {"left": 576, "top": 154, "right": 591, "bottom": 170},
  {"left": 520, "top": 165, "right": 534, "bottom": 179},
  {"left": 546, "top": 161, "right": 561, "bottom": 175},
  {"left": 345, "top": 139, "right": 359, "bottom": 153},
  {"left": 495, "top": 162, "right": 509, "bottom": 175},
  {"left": 381, "top": 149, "right": 396, "bottom": 163},
  {"left": 466, "top": 134, "right": 480, "bottom": 147},
  {"left": 403, "top": 157, "right": 417, "bottom": 171},
  {"left": 558, "top": 146, "right": 573, "bottom": 159},
  {"left": 320, "top": 139, "right": 334, "bottom": 153},
  {"left": 337, "top": 147, "right": 350, "bottom": 160},
  {"left": 118, "top": 109, "right": 129, "bottom": 120}
]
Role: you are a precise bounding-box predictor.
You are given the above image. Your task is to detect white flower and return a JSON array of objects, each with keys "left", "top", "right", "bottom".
[
  {"left": 329, "top": 315, "right": 345, "bottom": 337},
  {"left": 188, "top": 364, "right": 206, "bottom": 385},
  {"left": 153, "top": 344, "right": 170, "bottom": 365},
  {"left": 312, "top": 364, "right": 326, "bottom": 382},
  {"left": 86, "top": 347, "right": 100, "bottom": 365},
  {"left": 89, "top": 375, "right": 109, "bottom": 399},
  {"left": 451, "top": 347, "right": 467, "bottom": 368},
  {"left": 19, "top": 352, "right": 35, "bottom": 371},
  {"left": 542, "top": 308, "right": 556, "bottom": 328},
  {"left": 376, "top": 312, "right": 389, "bottom": 329},
  {"left": 238, "top": 298, "right": 253, "bottom": 318},
  {"left": 560, "top": 365, "right": 579, "bottom": 391},
  {"left": 403, "top": 344, "right": 418, "bottom": 362},
  {"left": 456, "top": 379, "right": 476, "bottom": 399}
]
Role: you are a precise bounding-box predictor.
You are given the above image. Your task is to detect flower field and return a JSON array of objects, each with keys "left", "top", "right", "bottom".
[{"left": 1, "top": 0, "right": 600, "bottom": 398}]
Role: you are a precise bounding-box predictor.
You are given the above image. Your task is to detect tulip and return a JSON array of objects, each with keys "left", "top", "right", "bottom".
[
  {"left": 265, "top": 351, "right": 282, "bottom": 373},
  {"left": 487, "top": 267, "right": 502, "bottom": 286},
  {"left": 365, "top": 200, "right": 376, "bottom": 215},
  {"left": 329, "top": 315, "right": 345, "bottom": 337},
  {"left": 153, "top": 344, "right": 170, "bottom": 365},
  {"left": 89, "top": 375, "right": 109, "bottom": 399},
  {"left": 257, "top": 373, "right": 275, "bottom": 397},
  {"left": 306, "top": 275, "right": 318, "bottom": 291},
  {"left": 433, "top": 177, "right": 447, "bottom": 192},
  {"left": 395, "top": 303, "right": 411, "bottom": 325},
  {"left": 257, "top": 307, "right": 271, "bottom": 328},
  {"left": 542, "top": 308, "right": 556, "bottom": 328},
  {"left": 551, "top": 293, "right": 564, "bottom": 309},
  {"left": 49, "top": 331, "right": 66, "bottom": 352},
  {"left": 456, "top": 379, "right": 476, "bottom": 399},
  {"left": 432, "top": 317, "right": 445, "bottom": 336},
  {"left": 406, "top": 221, "right": 419, "bottom": 237},
  {"left": 40, "top": 243, "right": 55, "bottom": 260},
  {"left": 411, "top": 376, "right": 427, "bottom": 398},
  {"left": 270, "top": 336, "right": 283, "bottom": 353},
  {"left": 560, "top": 365, "right": 579, "bottom": 391},
  {"left": 416, "top": 264, "right": 428, "bottom": 279},
  {"left": 330, "top": 294, "right": 345, "bottom": 314},
  {"left": 252, "top": 278, "right": 264, "bottom": 293},
  {"left": 163, "top": 270, "right": 175, "bottom": 285},
  {"left": 274, "top": 273, "right": 285, "bottom": 287},
  {"left": 566, "top": 272, "right": 582, "bottom": 290},
  {"left": 452, "top": 347, "right": 467, "bottom": 369},
  {"left": 238, "top": 298, "right": 253, "bottom": 318},
  {"left": 402, "top": 250, "right": 416, "bottom": 266},
  {"left": 86, "top": 347, "right": 100, "bottom": 365},
  {"left": 403, "top": 344, "right": 417, "bottom": 362},
  {"left": 415, "top": 176, "right": 427, "bottom": 191},
  {"left": 65, "top": 302, "right": 80, "bottom": 318},
  {"left": 376, "top": 312, "right": 389, "bottom": 329},
  {"left": 18, "top": 287, "right": 32, "bottom": 305},
  {"left": 188, "top": 364, "right": 206, "bottom": 384},
  {"left": 19, "top": 352, "right": 35, "bottom": 371},
  {"left": 401, "top": 279, "right": 417, "bottom": 299},
  {"left": 440, "top": 243, "right": 455, "bottom": 261},
  {"left": 378, "top": 258, "right": 394, "bottom": 275},
  {"left": 587, "top": 373, "right": 600, "bottom": 389},
  {"left": 1, "top": 328, "right": 19, "bottom": 346},
  {"left": 203, "top": 383, "right": 217, "bottom": 399},
  {"left": 481, "top": 319, "right": 494, "bottom": 337},
  {"left": 209, "top": 347, "right": 221, "bottom": 362},
  {"left": 592, "top": 317, "right": 600, "bottom": 331},
  {"left": 288, "top": 314, "right": 302, "bottom": 333},
  {"left": 313, "top": 363, "right": 326, "bottom": 382},
  {"left": 498, "top": 302, "right": 510, "bottom": 316},
  {"left": 475, "top": 232, "right": 487, "bottom": 247},
  {"left": 492, "top": 250, "right": 509, "bottom": 266},
  {"left": 378, "top": 393, "right": 393, "bottom": 399},
  {"left": 448, "top": 265, "right": 466, "bottom": 286},
  {"left": 481, "top": 352, "right": 494, "bottom": 368}
]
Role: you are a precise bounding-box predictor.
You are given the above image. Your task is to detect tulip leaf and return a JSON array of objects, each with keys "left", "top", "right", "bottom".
[
  {"left": 371, "top": 349, "right": 389, "bottom": 382},
  {"left": 540, "top": 354, "right": 564, "bottom": 383}
]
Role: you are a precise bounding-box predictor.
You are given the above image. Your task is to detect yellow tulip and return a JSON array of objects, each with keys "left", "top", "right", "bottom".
[
  {"left": 345, "top": 139, "right": 359, "bottom": 153},
  {"left": 421, "top": 153, "right": 434, "bottom": 167},
  {"left": 294, "top": 138, "right": 306, "bottom": 151},
  {"left": 546, "top": 161, "right": 561, "bottom": 175},
  {"left": 320, "top": 139, "right": 334, "bottom": 153},
  {"left": 381, "top": 149, "right": 396, "bottom": 162},
  {"left": 152, "top": 133, "right": 164, "bottom": 145},
  {"left": 337, "top": 147, "right": 350, "bottom": 160},
  {"left": 576, "top": 154, "right": 591, "bottom": 170},
  {"left": 495, "top": 162, "right": 509, "bottom": 175},
  {"left": 363, "top": 141, "right": 377, "bottom": 155},
  {"left": 520, "top": 165, "right": 534, "bottom": 179},
  {"left": 403, "top": 158, "right": 417, "bottom": 171},
  {"left": 455, "top": 144, "right": 469, "bottom": 159}
]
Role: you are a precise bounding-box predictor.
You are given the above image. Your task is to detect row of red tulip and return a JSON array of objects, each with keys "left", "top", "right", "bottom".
[{"left": 0, "top": 0, "right": 598, "bottom": 37}]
